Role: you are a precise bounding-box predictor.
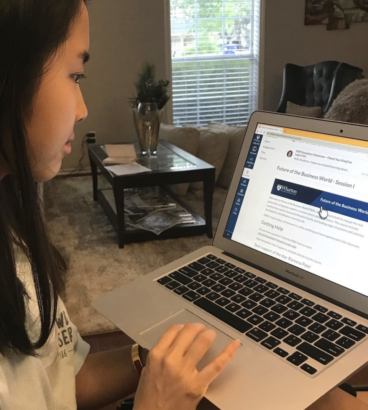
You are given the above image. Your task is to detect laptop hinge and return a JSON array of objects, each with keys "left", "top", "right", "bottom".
[{"left": 223, "top": 251, "right": 368, "bottom": 320}]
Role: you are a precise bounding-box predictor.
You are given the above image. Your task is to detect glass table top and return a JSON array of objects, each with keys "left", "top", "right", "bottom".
[{"left": 98, "top": 142, "right": 198, "bottom": 172}]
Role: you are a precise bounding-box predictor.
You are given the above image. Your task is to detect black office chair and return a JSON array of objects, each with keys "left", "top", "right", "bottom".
[{"left": 276, "top": 61, "right": 363, "bottom": 115}]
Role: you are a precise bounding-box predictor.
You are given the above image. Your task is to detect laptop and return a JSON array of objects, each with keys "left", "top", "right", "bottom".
[{"left": 92, "top": 111, "right": 368, "bottom": 410}]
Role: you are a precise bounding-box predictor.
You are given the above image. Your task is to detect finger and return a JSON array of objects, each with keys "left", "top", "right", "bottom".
[
  {"left": 169, "top": 323, "right": 207, "bottom": 356},
  {"left": 184, "top": 328, "right": 217, "bottom": 365},
  {"left": 199, "top": 339, "right": 240, "bottom": 385},
  {"left": 155, "top": 324, "right": 185, "bottom": 351}
]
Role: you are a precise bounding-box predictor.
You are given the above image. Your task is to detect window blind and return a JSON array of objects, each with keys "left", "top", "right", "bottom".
[{"left": 170, "top": 0, "right": 261, "bottom": 126}]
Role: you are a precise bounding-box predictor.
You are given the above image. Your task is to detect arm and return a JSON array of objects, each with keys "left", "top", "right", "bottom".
[{"left": 75, "top": 345, "right": 148, "bottom": 410}]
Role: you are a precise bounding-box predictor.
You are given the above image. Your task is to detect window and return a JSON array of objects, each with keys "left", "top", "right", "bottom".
[{"left": 170, "top": 0, "right": 261, "bottom": 126}]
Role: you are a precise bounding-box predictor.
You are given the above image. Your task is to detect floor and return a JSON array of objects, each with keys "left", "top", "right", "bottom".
[{"left": 84, "top": 331, "right": 368, "bottom": 410}]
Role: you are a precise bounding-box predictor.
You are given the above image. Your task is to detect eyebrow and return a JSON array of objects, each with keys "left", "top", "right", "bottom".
[{"left": 78, "top": 50, "right": 90, "bottom": 64}]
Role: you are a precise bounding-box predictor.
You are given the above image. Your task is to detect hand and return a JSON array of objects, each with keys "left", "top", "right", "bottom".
[{"left": 133, "top": 323, "right": 240, "bottom": 410}]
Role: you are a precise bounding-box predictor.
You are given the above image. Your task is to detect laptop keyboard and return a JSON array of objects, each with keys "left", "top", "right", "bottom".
[{"left": 156, "top": 254, "right": 368, "bottom": 377}]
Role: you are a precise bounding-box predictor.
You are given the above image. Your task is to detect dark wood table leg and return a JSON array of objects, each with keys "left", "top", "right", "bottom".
[
  {"left": 113, "top": 180, "right": 125, "bottom": 248},
  {"left": 89, "top": 153, "right": 98, "bottom": 201},
  {"left": 203, "top": 171, "right": 215, "bottom": 238}
]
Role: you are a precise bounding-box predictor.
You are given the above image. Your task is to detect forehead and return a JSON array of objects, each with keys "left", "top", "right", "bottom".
[{"left": 65, "top": 2, "right": 90, "bottom": 58}]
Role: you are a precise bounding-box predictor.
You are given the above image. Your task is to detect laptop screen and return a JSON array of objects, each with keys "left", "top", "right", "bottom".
[{"left": 224, "top": 123, "right": 368, "bottom": 296}]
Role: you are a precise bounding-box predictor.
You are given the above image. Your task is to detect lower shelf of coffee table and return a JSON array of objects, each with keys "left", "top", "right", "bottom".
[{"left": 97, "top": 187, "right": 208, "bottom": 244}]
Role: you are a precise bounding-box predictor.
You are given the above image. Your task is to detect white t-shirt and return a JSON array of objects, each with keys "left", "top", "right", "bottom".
[{"left": 0, "top": 251, "right": 90, "bottom": 409}]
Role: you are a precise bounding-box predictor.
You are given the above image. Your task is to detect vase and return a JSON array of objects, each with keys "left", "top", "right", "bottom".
[{"left": 132, "top": 104, "right": 164, "bottom": 157}]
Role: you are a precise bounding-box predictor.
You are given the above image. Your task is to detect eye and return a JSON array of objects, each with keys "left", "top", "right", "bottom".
[{"left": 71, "top": 73, "right": 87, "bottom": 84}]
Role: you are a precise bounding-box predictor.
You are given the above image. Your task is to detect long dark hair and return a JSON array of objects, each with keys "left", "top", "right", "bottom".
[{"left": 0, "top": 0, "right": 86, "bottom": 356}]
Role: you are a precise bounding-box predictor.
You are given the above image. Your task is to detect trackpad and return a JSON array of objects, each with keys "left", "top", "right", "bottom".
[{"left": 140, "top": 309, "right": 239, "bottom": 371}]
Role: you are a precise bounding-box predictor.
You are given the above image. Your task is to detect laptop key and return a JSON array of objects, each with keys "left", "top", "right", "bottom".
[
  {"left": 326, "top": 319, "right": 343, "bottom": 331},
  {"left": 247, "top": 315, "right": 264, "bottom": 326},
  {"left": 342, "top": 318, "right": 357, "bottom": 327},
  {"left": 297, "top": 342, "right": 334, "bottom": 365},
  {"left": 226, "top": 303, "right": 241, "bottom": 313},
  {"left": 254, "top": 284, "right": 269, "bottom": 293},
  {"left": 340, "top": 326, "right": 365, "bottom": 341},
  {"left": 356, "top": 325, "right": 368, "bottom": 334},
  {"left": 221, "top": 289, "right": 236, "bottom": 298},
  {"left": 288, "top": 301, "right": 304, "bottom": 311},
  {"left": 248, "top": 292, "right": 264, "bottom": 302},
  {"left": 169, "top": 271, "right": 192, "bottom": 285},
  {"left": 238, "top": 287, "right": 254, "bottom": 297},
  {"left": 336, "top": 336, "right": 355, "bottom": 349},
  {"left": 201, "top": 268, "right": 214, "bottom": 276},
  {"left": 209, "top": 273, "right": 224, "bottom": 281},
  {"left": 206, "top": 254, "right": 217, "bottom": 260},
  {"left": 277, "top": 287, "right": 290, "bottom": 295},
  {"left": 276, "top": 295, "right": 292, "bottom": 305},
  {"left": 234, "top": 267, "right": 246, "bottom": 274},
  {"left": 312, "top": 313, "right": 329, "bottom": 324},
  {"left": 157, "top": 276, "right": 171, "bottom": 285},
  {"left": 246, "top": 328, "right": 268, "bottom": 342},
  {"left": 193, "top": 274, "right": 206, "bottom": 282},
  {"left": 271, "top": 304, "right": 288, "bottom": 314},
  {"left": 301, "top": 299, "right": 315, "bottom": 307},
  {"left": 327, "top": 311, "right": 342, "bottom": 320},
  {"left": 179, "top": 266, "right": 197, "bottom": 278},
  {"left": 283, "top": 310, "right": 300, "bottom": 321},
  {"left": 242, "top": 300, "right": 257, "bottom": 310},
  {"left": 198, "top": 257, "right": 211, "bottom": 265},
  {"left": 284, "top": 335, "right": 302, "bottom": 347},
  {"left": 174, "top": 285, "right": 189, "bottom": 295},
  {"left": 289, "top": 293, "right": 302, "bottom": 301},
  {"left": 206, "top": 292, "right": 221, "bottom": 301},
  {"left": 236, "top": 308, "right": 252, "bottom": 320},
  {"left": 189, "top": 262, "right": 206, "bottom": 272},
  {"left": 233, "top": 275, "right": 247, "bottom": 283},
  {"left": 301, "top": 364, "right": 317, "bottom": 375},
  {"left": 207, "top": 261, "right": 220, "bottom": 269},
  {"left": 245, "top": 272, "right": 256, "bottom": 279},
  {"left": 197, "top": 287, "right": 211, "bottom": 295},
  {"left": 322, "top": 329, "right": 340, "bottom": 341},
  {"left": 216, "top": 297, "right": 231, "bottom": 307},
  {"left": 224, "top": 262, "right": 236, "bottom": 269},
  {"left": 289, "top": 324, "right": 306, "bottom": 336},
  {"left": 194, "top": 298, "right": 253, "bottom": 333},
  {"left": 255, "top": 277, "right": 267, "bottom": 284},
  {"left": 299, "top": 307, "right": 316, "bottom": 317},
  {"left": 314, "top": 305, "right": 328, "bottom": 313},
  {"left": 224, "top": 270, "right": 237, "bottom": 278},
  {"left": 315, "top": 339, "right": 344, "bottom": 357},
  {"left": 231, "top": 294, "right": 246, "bottom": 304},
  {"left": 260, "top": 298, "right": 276, "bottom": 308},
  {"left": 212, "top": 284, "right": 226, "bottom": 293},
  {"left": 271, "top": 327, "right": 289, "bottom": 340},
  {"left": 296, "top": 316, "right": 313, "bottom": 327},
  {"left": 265, "top": 290, "right": 280, "bottom": 299},
  {"left": 275, "top": 318, "right": 292, "bottom": 329},
  {"left": 287, "top": 352, "right": 308, "bottom": 366},
  {"left": 266, "top": 282, "right": 278, "bottom": 289},
  {"left": 219, "top": 277, "right": 233, "bottom": 286},
  {"left": 165, "top": 280, "right": 180, "bottom": 290},
  {"left": 259, "top": 321, "right": 276, "bottom": 332},
  {"left": 188, "top": 282, "right": 202, "bottom": 291},
  {"left": 244, "top": 279, "right": 257, "bottom": 288},
  {"left": 202, "top": 279, "right": 216, "bottom": 287},
  {"left": 216, "top": 258, "right": 226, "bottom": 264},
  {"left": 261, "top": 336, "right": 280, "bottom": 350},
  {"left": 215, "top": 266, "right": 229, "bottom": 274},
  {"left": 301, "top": 331, "right": 319, "bottom": 343},
  {"left": 182, "top": 291, "right": 201, "bottom": 302},
  {"left": 264, "top": 312, "right": 281, "bottom": 322},
  {"left": 229, "top": 282, "right": 244, "bottom": 291},
  {"left": 274, "top": 347, "right": 289, "bottom": 358},
  {"left": 253, "top": 306, "right": 268, "bottom": 316},
  {"left": 308, "top": 323, "right": 326, "bottom": 334}
]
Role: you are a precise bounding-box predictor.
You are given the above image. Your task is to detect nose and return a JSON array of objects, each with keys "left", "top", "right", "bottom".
[{"left": 76, "top": 85, "right": 88, "bottom": 123}]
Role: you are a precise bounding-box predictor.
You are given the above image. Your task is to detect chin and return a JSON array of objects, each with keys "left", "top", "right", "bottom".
[{"left": 33, "top": 163, "right": 62, "bottom": 183}]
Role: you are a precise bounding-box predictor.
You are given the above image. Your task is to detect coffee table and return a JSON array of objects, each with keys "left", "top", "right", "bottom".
[{"left": 88, "top": 141, "right": 215, "bottom": 248}]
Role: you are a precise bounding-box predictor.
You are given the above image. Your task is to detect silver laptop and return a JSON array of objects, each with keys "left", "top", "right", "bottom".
[{"left": 93, "top": 111, "right": 368, "bottom": 410}]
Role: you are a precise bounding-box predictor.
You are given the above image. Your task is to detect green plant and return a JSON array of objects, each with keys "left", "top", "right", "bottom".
[{"left": 128, "top": 62, "right": 170, "bottom": 110}]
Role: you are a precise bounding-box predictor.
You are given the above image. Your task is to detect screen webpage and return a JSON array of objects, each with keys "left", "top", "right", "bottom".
[{"left": 224, "top": 123, "right": 368, "bottom": 296}]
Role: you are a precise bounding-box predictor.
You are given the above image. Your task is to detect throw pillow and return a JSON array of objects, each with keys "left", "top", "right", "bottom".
[
  {"left": 183, "top": 125, "right": 229, "bottom": 192},
  {"left": 208, "top": 122, "right": 247, "bottom": 189},
  {"left": 286, "top": 101, "right": 322, "bottom": 118},
  {"left": 159, "top": 124, "right": 200, "bottom": 196}
]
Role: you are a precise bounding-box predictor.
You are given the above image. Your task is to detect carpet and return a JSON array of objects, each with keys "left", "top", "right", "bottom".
[{"left": 44, "top": 176, "right": 227, "bottom": 335}]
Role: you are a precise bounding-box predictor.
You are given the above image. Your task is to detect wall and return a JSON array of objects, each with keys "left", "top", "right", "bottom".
[
  {"left": 62, "top": 0, "right": 168, "bottom": 170},
  {"left": 262, "top": 0, "right": 368, "bottom": 112}
]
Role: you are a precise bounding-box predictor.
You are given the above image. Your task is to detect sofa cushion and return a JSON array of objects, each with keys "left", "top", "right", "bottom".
[
  {"left": 184, "top": 125, "right": 229, "bottom": 192},
  {"left": 208, "top": 122, "right": 246, "bottom": 189},
  {"left": 286, "top": 101, "right": 322, "bottom": 118},
  {"left": 159, "top": 124, "right": 200, "bottom": 196}
]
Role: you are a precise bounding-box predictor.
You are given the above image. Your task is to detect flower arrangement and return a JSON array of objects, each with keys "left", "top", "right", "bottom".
[{"left": 128, "top": 62, "right": 170, "bottom": 110}]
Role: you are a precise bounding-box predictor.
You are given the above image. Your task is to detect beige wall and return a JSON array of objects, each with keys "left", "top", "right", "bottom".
[
  {"left": 62, "top": 0, "right": 168, "bottom": 170},
  {"left": 262, "top": 0, "right": 368, "bottom": 112}
]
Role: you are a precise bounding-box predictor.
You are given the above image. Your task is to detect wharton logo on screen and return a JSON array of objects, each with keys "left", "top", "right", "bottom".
[{"left": 276, "top": 184, "right": 297, "bottom": 196}]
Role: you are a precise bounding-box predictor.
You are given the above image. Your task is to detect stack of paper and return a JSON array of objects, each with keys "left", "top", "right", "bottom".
[
  {"left": 103, "top": 144, "right": 137, "bottom": 164},
  {"left": 105, "top": 163, "right": 152, "bottom": 176}
]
